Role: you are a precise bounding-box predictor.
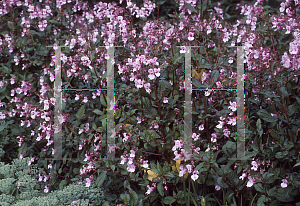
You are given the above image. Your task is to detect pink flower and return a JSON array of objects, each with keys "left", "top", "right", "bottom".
[
  {"left": 192, "top": 133, "right": 199, "bottom": 141},
  {"left": 130, "top": 149, "right": 136, "bottom": 158},
  {"left": 227, "top": 117, "right": 236, "bottom": 126},
  {"left": 135, "top": 79, "right": 144, "bottom": 89},
  {"left": 179, "top": 46, "right": 186, "bottom": 53},
  {"left": 179, "top": 22, "right": 184, "bottom": 30},
  {"left": 44, "top": 185, "right": 49, "bottom": 193},
  {"left": 211, "top": 134, "right": 217, "bottom": 142},
  {"left": 289, "top": 40, "right": 298, "bottom": 55},
  {"left": 84, "top": 154, "right": 91, "bottom": 162},
  {"left": 122, "top": 133, "right": 130, "bottom": 142},
  {"left": 181, "top": 149, "right": 193, "bottom": 162},
  {"left": 191, "top": 170, "right": 199, "bottom": 181},
  {"left": 142, "top": 160, "right": 149, "bottom": 168},
  {"left": 281, "top": 52, "right": 291, "bottom": 68},
  {"left": 85, "top": 178, "right": 92, "bottom": 187},
  {"left": 172, "top": 140, "right": 184, "bottom": 151},
  {"left": 120, "top": 155, "right": 128, "bottom": 165},
  {"left": 145, "top": 185, "right": 155, "bottom": 195},
  {"left": 198, "top": 124, "right": 204, "bottom": 131},
  {"left": 215, "top": 184, "right": 221, "bottom": 190},
  {"left": 179, "top": 166, "right": 188, "bottom": 177},
  {"left": 216, "top": 120, "right": 224, "bottom": 129},
  {"left": 127, "top": 164, "right": 136, "bottom": 173},
  {"left": 137, "top": 116, "right": 142, "bottom": 124},
  {"left": 251, "top": 161, "right": 259, "bottom": 171},
  {"left": 38, "top": 20, "right": 47, "bottom": 31},
  {"left": 228, "top": 101, "right": 237, "bottom": 112},
  {"left": 173, "top": 150, "right": 183, "bottom": 161},
  {"left": 281, "top": 179, "right": 288, "bottom": 188},
  {"left": 144, "top": 82, "right": 151, "bottom": 93},
  {"left": 279, "top": 2, "right": 286, "bottom": 12},
  {"left": 163, "top": 97, "right": 168, "bottom": 103},
  {"left": 246, "top": 176, "right": 255, "bottom": 187},
  {"left": 204, "top": 89, "right": 211, "bottom": 96},
  {"left": 188, "top": 32, "right": 194, "bottom": 41},
  {"left": 205, "top": 145, "right": 210, "bottom": 153},
  {"left": 193, "top": 147, "right": 200, "bottom": 154},
  {"left": 148, "top": 69, "right": 155, "bottom": 80},
  {"left": 239, "top": 173, "right": 247, "bottom": 180}
]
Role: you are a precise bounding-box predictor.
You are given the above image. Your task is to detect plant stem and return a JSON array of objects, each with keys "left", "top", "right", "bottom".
[
  {"left": 154, "top": 80, "right": 167, "bottom": 143},
  {"left": 203, "top": 96, "right": 209, "bottom": 142}
]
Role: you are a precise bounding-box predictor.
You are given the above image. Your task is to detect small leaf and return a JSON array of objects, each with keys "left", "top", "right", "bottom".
[
  {"left": 128, "top": 186, "right": 139, "bottom": 205},
  {"left": 7, "top": 21, "right": 14, "bottom": 30},
  {"left": 162, "top": 196, "right": 176, "bottom": 204},
  {"left": 256, "top": 119, "right": 262, "bottom": 130},
  {"left": 59, "top": 180, "right": 67, "bottom": 190},
  {"left": 257, "top": 109, "right": 277, "bottom": 122},
  {"left": 92, "top": 109, "right": 102, "bottom": 115},
  {"left": 293, "top": 162, "right": 300, "bottom": 168},
  {"left": 96, "top": 171, "right": 107, "bottom": 187},
  {"left": 76, "top": 105, "right": 85, "bottom": 120},
  {"left": 184, "top": 3, "right": 198, "bottom": 13},
  {"left": 211, "top": 70, "right": 219, "bottom": 82},
  {"left": 257, "top": 195, "right": 269, "bottom": 206},
  {"left": 201, "top": 197, "right": 206, "bottom": 206},
  {"left": 157, "top": 181, "right": 164, "bottom": 197},
  {"left": 254, "top": 183, "right": 264, "bottom": 193},
  {"left": 288, "top": 102, "right": 298, "bottom": 117}
]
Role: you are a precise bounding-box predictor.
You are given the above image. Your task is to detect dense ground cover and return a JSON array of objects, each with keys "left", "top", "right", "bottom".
[{"left": 0, "top": 0, "right": 300, "bottom": 205}]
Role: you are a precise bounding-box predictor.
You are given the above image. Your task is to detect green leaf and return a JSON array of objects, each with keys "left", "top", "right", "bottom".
[
  {"left": 59, "top": 180, "right": 67, "bottom": 190},
  {"left": 217, "top": 177, "right": 229, "bottom": 188},
  {"left": 254, "top": 183, "right": 265, "bottom": 193},
  {"left": 256, "top": 119, "right": 262, "bottom": 130},
  {"left": 162, "top": 196, "right": 176, "bottom": 205},
  {"left": 73, "top": 168, "right": 79, "bottom": 174},
  {"left": 164, "top": 172, "right": 175, "bottom": 178},
  {"left": 157, "top": 181, "right": 164, "bottom": 197},
  {"left": 201, "top": 197, "right": 206, "bottom": 206},
  {"left": 262, "top": 173, "right": 277, "bottom": 184},
  {"left": 293, "top": 162, "right": 300, "bottom": 168},
  {"left": 100, "top": 93, "right": 107, "bottom": 106},
  {"left": 7, "top": 21, "right": 14, "bottom": 30},
  {"left": 192, "top": 78, "right": 202, "bottom": 88},
  {"left": 150, "top": 162, "right": 160, "bottom": 174},
  {"left": 128, "top": 186, "right": 139, "bottom": 205},
  {"left": 93, "top": 109, "right": 102, "bottom": 115},
  {"left": 257, "top": 109, "right": 277, "bottom": 122},
  {"left": 288, "top": 102, "right": 298, "bottom": 117},
  {"left": 211, "top": 70, "right": 219, "bottom": 82},
  {"left": 184, "top": 3, "right": 198, "bottom": 13},
  {"left": 96, "top": 171, "right": 107, "bottom": 187},
  {"left": 29, "top": 30, "right": 43, "bottom": 37},
  {"left": 257, "top": 195, "right": 269, "bottom": 206},
  {"left": 76, "top": 105, "right": 85, "bottom": 120}
]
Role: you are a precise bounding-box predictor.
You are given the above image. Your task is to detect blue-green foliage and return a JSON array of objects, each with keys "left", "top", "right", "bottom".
[{"left": 0, "top": 157, "right": 107, "bottom": 206}]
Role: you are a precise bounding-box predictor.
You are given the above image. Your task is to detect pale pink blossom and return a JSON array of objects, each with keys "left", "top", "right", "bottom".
[
  {"left": 163, "top": 97, "right": 168, "bottom": 103},
  {"left": 191, "top": 170, "right": 199, "bottom": 181},
  {"left": 281, "top": 179, "right": 288, "bottom": 188},
  {"left": 85, "top": 178, "right": 92, "bottom": 187},
  {"left": 44, "top": 185, "right": 49, "bottom": 193},
  {"left": 127, "top": 164, "right": 136, "bottom": 173}
]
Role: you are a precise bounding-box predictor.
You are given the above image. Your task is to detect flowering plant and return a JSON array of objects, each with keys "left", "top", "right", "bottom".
[{"left": 0, "top": 0, "right": 300, "bottom": 205}]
